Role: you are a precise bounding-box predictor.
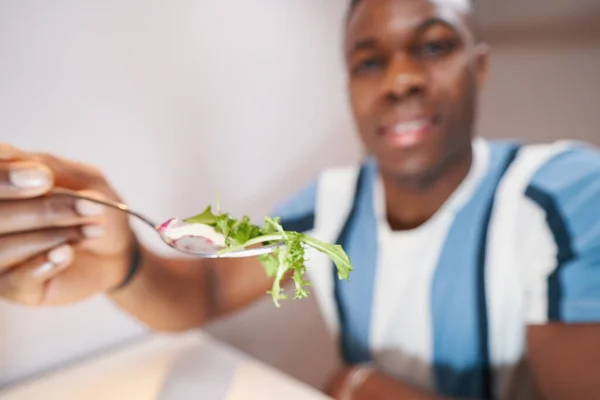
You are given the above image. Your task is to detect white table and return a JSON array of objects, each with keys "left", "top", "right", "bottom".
[{"left": 0, "top": 331, "right": 331, "bottom": 400}]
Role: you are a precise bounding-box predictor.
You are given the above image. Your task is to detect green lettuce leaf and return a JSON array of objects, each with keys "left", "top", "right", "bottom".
[{"left": 184, "top": 204, "right": 353, "bottom": 307}]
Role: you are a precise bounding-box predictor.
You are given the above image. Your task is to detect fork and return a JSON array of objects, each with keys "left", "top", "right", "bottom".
[{"left": 50, "top": 188, "right": 283, "bottom": 259}]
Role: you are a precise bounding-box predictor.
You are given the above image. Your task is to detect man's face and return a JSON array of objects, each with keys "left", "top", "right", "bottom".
[{"left": 345, "top": 0, "right": 488, "bottom": 184}]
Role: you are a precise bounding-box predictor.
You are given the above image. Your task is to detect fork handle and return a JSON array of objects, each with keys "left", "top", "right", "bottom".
[{"left": 50, "top": 188, "right": 159, "bottom": 229}]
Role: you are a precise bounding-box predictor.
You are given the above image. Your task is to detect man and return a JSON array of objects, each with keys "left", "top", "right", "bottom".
[{"left": 0, "top": 0, "right": 599, "bottom": 398}]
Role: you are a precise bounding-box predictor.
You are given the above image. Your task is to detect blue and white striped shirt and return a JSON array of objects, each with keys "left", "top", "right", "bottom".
[{"left": 272, "top": 138, "right": 600, "bottom": 400}]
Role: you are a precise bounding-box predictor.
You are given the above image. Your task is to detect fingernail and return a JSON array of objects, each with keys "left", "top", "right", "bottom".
[
  {"left": 75, "top": 199, "right": 105, "bottom": 216},
  {"left": 9, "top": 167, "right": 51, "bottom": 189},
  {"left": 48, "top": 244, "right": 74, "bottom": 265},
  {"left": 33, "top": 245, "right": 73, "bottom": 277},
  {"left": 33, "top": 262, "right": 58, "bottom": 278},
  {"left": 83, "top": 225, "right": 106, "bottom": 238}
]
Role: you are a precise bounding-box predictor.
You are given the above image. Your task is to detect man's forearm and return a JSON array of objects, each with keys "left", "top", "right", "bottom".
[
  {"left": 357, "top": 372, "right": 449, "bottom": 400},
  {"left": 332, "top": 367, "right": 453, "bottom": 400},
  {"left": 109, "top": 245, "right": 217, "bottom": 332}
]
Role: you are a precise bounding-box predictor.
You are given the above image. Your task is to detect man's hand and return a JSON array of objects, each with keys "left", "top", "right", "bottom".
[
  {"left": 0, "top": 143, "right": 275, "bottom": 332},
  {"left": 326, "top": 365, "right": 447, "bottom": 400},
  {"left": 0, "top": 143, "right": 135, "bottom": 306}
]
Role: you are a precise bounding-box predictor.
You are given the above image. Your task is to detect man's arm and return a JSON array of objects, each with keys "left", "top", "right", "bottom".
[
  {"left": 328, "top": 367, "right": 451, "bottom": 400},
  {"left": 527, "top": 323, "right": 600, "bottom": 400},
  {"left": 328, "top": 324, "right": 600, "bottom": 400},
  {"left": 109, "top": 245, "right": 277, "bottom": 332},
  {"left": 109, "top": 180, "right": 319, "bottom": 332}
]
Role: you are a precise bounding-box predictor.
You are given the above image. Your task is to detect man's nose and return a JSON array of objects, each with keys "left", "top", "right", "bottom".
[{"left": 379, "top": 54, "right": 427, "bottom": 104}]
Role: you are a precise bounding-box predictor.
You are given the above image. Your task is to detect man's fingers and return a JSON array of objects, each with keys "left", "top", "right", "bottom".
[
  {"left": 0, "top": 244, "right": 74, "bottom": 306},
  {"left": 0, "top": 143, "right": 29, "bottom": 161},
  {"left": 0, "top": 161, "right": 54, "bottom": 199},
  {"left": 0, "top": 145, "right": 117, "bottom": 199},
  {"left": 32, "top": 153, "right": 109, "bottom": 193},
  {"left": 0, "top": 191, "right": 106, "bottom": 236},
  {"left": 0, "top": 227, "right": 83, "bottom": 272}
]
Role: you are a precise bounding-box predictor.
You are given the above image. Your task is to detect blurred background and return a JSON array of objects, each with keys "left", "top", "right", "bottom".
[{"left": 0, "top": 0, "right": 599, "bottom": 393}]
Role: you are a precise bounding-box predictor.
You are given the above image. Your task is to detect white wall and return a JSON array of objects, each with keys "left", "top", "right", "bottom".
[
  {"left": 0, "top": 0, "right": 357, "bottom": 389},
  {"left": 478, "top": 42, "right": 600, "bottom": 146},
  {"left": 1, "top": 0, "right": 599, "bottom": 391}
]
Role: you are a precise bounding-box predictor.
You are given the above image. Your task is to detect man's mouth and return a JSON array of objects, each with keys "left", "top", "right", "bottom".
[{"left": 378, "top": 118, "right": 434, "bottom": 148}]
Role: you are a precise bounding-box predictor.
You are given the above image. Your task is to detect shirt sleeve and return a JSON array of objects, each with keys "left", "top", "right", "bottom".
[
  {"left": 524, "top": 144, "right": 600, "bottom": 323},
  {"left": 269, "top": 178, "right": 318, "bottom": 233}
]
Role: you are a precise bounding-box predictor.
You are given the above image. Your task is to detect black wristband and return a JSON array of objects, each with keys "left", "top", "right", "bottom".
[{"left": 111, "top": 239, "right": 142, "bottom": 292}]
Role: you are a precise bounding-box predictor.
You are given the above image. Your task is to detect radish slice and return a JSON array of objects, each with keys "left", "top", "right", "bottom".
[{"left": 158, "top": 218, "right": 226, "bottom": 253}]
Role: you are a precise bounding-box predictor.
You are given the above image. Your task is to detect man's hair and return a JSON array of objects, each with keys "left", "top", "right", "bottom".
[
  {"left": 346, "top": 0, "right": 479, "bottom": 39},
  {"left": 348, "top": 0, "right": 475, "bottom": 16}
]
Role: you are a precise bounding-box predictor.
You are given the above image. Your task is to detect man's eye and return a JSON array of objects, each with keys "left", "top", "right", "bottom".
[
  {"left": 352, "top": 58, "right": 386, "bottom": 74},
  {"left": 414, "top": 40, "right": 457, "bottom": 59}
]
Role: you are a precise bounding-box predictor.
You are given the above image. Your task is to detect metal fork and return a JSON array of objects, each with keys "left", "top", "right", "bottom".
[{"left": 50, "top": 188, "right": 283, "bottom": 259}]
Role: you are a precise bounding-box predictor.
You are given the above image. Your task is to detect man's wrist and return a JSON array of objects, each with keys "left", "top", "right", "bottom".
[
  {"left": 339, "top": 364, "right": 375, "bottom": 400},
  {"left": 111, "top": 238, "right": 142, "bottom": 292}
]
